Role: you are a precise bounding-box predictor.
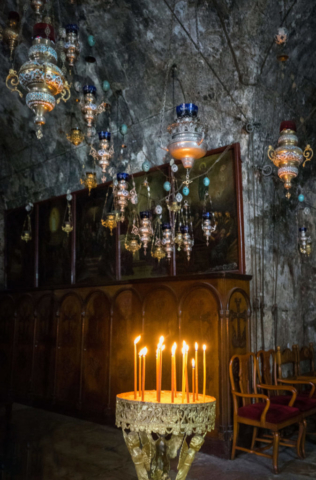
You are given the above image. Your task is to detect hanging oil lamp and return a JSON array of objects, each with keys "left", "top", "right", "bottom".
[
  {"left": 114, "top": 172, "right": 130, "bottom": 220},
  {"left": 125, "top": 237, "right": 142, "bottom": 256},
  {"left": 21, "top": 204, "right": 33, "bottom": 242},
  {"left": 151, "top": 219, "right": 166, "bottom": 263},
  {"left": 80, "top": 172, "right": 97, "bottom": 195},
  {"left": 62, "top": 193, "right": 73, "bottom": 236},
  {"left": 165, "top": 103, "right": 207, "bottom": 169},
  {"left": 31, "top": 0, "right": 46, "bottom": 16},
  {"left": 67, "top": 126, "right": 85, "bottom": 146},
  {"left": 2, "top": 11, "right": 20, "bottom": 60},
  {"left": 81, "top": 85, "right": 109, "bottom": 127},
  {"left": 6, "top": 20, "right": 71, "bottom": 139},
  {"left": 138, "top": 211, "right": 153, "bottom": 255},
  {"left": 125, "top": 211, "right": 141, "bottom": 255},
  {"left": 162, "top": 222, "right": 174, "bottom": 260},
  {"left": 298, "top": 227, "right": 312, "bottom": 256},
  {"left": 202, "top": 212, "right": 216, "bottom": 246},
  {"left": 101, "top": 212, "right": 117, "bottom": 235},
  {"left": 181, "top": 225, "right": 193, "bottom": 261},
  {"left": 90, "top": 131, "right": 114, "bottom": 173},
  {"left": 64, "top": 24, "right": 80, "bottom": 69},
  {"left": 268, "top": 121, "right": 313, "bottom": 199}
]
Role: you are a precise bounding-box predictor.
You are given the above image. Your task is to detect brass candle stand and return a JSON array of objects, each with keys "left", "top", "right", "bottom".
[{"left": 116, "top": 390, "right": 216, "bottom": 480}]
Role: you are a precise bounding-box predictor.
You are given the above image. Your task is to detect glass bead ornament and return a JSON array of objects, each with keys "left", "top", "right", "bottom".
[
  {"left": 164, "top": 181, "right": 171, "bottom": 192},
  {"left": 171, "top": 164, "right": 178, "bottom": 173},
  {"left": 142, "top": 160, "right": 150, "bottom": 172},
  {"left": 120, "top": 124, "right": 128, "bottom": 135},
  {"left": 182, "top": 186, "right": 189, "bottom": 196},
  {"left": 155, "top": 205, "right": 162, "bottom": 215},
  {"left": 102, "top": 80, "right": 110, "bottom": 92},
  {"left": 88, "top": 35, "right": 95, "bottom": 47},
  {"left": 176, "top": 193, "right": 183, "bottom": 202},
  {"left": 298, "top": 194, "right": 305, "bottom": 202},
  {"left": 203, "top": 177, "right": 210, "bottom": 187}
]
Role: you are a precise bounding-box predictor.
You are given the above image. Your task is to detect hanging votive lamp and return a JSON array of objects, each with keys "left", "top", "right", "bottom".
[
  {"left": 21, "top": 205, "right": 32, "bottom": 242},
  {"left": 67, "top": 126, "right": 85, "bottom": 146},
  {"left": 31, "top": 0, "right": 45, "bottom": 16},
  {"left": 268, "top": 121, "right": 313, "bottom": 199},
  {"left": 151, "top": 239, "right": 166, "bottom": 263},
  {"left": 138, "top": 211, "right": 153, "bottom": 255},
  {"left": 299, "top": 227, "right": 312, "bottom": 256},
  {"left": 162, "top": 222, "right": 174, "bottom": 260},
  {"left": 174, "top": 228, "right": 183, "bottom": 251},
  {"left": 6, "top": 20, "right": 71, "bottom": 139},
  {"left": 80, "top": 171, "right": 97, "bottom": 195},
  {"left": 166, "top": 103, "right": 207, "bottom": 169},
  {"left": 62, "top": 194, "right": 73, "bottom": 236},
  {"left": 81, "top": 85, "right": 109, "bottom": 127},
  {"left": 64, "top": 24, "right": 80, "bottom": 69},
  {"left": 3, "top": 11, "right": 20, "bottom": 60},
  {"left": 115, "top": 173, "right": 130, "bottom": 219},
  {"left": 90, "top": 131, "right": 114, "bottom": 173},
  {"left": 125, "top": 237, "right": 142, "bottom": 256},
  {"left": 181, "top": 225, "right": 193, "bottom": 261},
  {"left": 202, "top": 212, "right": 216, "bottom": 247},
  {"left": 101, "top": 212, "right": 119, "bottom": 236}
]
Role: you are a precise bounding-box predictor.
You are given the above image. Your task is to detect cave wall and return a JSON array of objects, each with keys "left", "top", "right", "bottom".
[{"left": 0, "top": 0, "right": 316, "bottom": 351}]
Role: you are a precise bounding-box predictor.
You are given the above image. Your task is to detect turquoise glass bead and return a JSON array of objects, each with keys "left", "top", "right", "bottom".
[
  {"left": 102, "top": 80, "right": 110, "bottom": 92},
  {"left": 88, "top": 35, "right": 95, "bottom": 47},
  {"left": 164, "top": 181, "right": 171, "bottom": 192},
  {"left": 298, "top": 194, "right": 305, "bottom": 202},
  {"left": 120, "top": 124, "right": 128, "bottom": 135},
  {"left": 142, "top": 160, "right": 150, "bottom": 172},
  {"left": 182, "top": 186, "right": 190, "bottom": 196},
  {"left": 203, "top": 177, "right": 210, "bottom": 187}
]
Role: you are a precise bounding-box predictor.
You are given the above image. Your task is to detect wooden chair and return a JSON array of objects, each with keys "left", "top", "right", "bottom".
[
  {"left": 257, "top": 348, "right": 316, "bottom": 457},
  {"left": 230, "top": 353, "right": 305, "bottom": 474},
  {"left": 295, "top": 343, "right": 316, "bottom": 378}
]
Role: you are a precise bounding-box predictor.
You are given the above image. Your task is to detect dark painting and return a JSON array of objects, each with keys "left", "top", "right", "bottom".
[
  {"left": 38, "top": 197, "right": 71, "bottom": 287},
  {"left": 76, "top": 186, "right": 116, "bottom": 284},
  {"left": 6, "top": 208, "right": 35, "bottom": 289},
  {"left": 175, "top": 147, "right": 239, "bottom": 274},
  {"left": 120, "top": 168, "right": 171, "bottom": 280}
]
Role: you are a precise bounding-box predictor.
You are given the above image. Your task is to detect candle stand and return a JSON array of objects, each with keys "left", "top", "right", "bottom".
[{"left": 116, "top": 390, "right": 216, "bottom": 480}]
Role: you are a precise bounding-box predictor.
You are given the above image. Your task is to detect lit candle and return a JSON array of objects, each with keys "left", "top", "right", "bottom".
[
  {"left": 139, "top": 351, "right": 142, "bottom": 397},
  {"left": 134, "top": 336, "right": 141, "bottom": 399},
  {"left": 157, "top": 336, "right": 164, "bottom": 403},
  {"left": 156, "top": 348, "right": 159, "bottom": 399},
  {"left": 192, "top": 359, "right": 195, "bottom": 402},
  {"left": 158, "top": 344, "right": 165, "bottom": 403},
  {"left": 171, "top": 343, "right": 176, "bottom": 403},
  {"left": 174, "top": 343, "right": 177, "bottom": 398},
  {"left": 142, "top": 347, "right": 147, "bottom": 402},
  {"left": 203, "top": 344, "right": 206, "bottom": 402},
  {"left": 182, "top": 343, "right": 186, "bottom": 404},
  {"left": 195, "top": 342, "right": 198, "bottom": 400},
  {"left": 185, "top": 344, "right": 189, "bottom": 403}
]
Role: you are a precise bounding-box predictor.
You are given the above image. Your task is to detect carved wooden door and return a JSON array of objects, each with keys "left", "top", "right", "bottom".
[
  {"left": 55, "top": 294, "right": 82, "bottom": 405},
  {"left": 82, "top": 291, "right": 110, "bottom": 413}
]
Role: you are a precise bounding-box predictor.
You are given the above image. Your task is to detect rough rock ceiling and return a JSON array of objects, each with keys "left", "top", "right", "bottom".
[{"left": 0, "top": 0, "right": 316, "bottom": 207}]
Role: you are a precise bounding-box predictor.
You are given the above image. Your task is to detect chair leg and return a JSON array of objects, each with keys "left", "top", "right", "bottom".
[
  {"left": 301, "top": 420, "right": 307, "bottom": 459},
  {"left": 251, "top": 427, "right": 258, "bottom": 450},
  {"left": 272, "top": 432, "right": 280, "bottom": 475},
  {"left": 231, "top": 418, "right": 239, "bottom": 460}
]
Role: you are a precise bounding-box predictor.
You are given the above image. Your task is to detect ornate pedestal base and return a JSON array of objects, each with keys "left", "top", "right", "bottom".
[{"left": 116, "top": 391, "right": 216, "bottom": 480}]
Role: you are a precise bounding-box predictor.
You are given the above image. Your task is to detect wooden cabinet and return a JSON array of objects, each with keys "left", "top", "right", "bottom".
[{"left": 0, "top": 272, "right": 251, "bottom": 457}]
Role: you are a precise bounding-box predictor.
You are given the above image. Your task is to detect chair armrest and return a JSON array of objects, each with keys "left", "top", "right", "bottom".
[
  {"left": 232, "top": 391, "right": 270, "bottom": 424},
  {"left": 277, "top": 379, "right": 315, "bottom": 398},
  {"left": 257, "top": 383, "right": 297, "bottom": 406}
]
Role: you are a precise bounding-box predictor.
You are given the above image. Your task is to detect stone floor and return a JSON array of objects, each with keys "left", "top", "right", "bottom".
[{"left": 1, "top": 405, "right": 316, "bottom": 479}]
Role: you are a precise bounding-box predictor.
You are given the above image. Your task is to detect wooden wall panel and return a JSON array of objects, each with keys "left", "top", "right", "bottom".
[
  {"left": 82, "top": 290, "right": 111, "bottom": 413},
  {"left": 143, "top": 287, "right": 178, "bottom": 391},
  {"left": 12, "top": 295, "right": 34, "bottom": 399},
  {"left": 32, "top": 294, "right": 56, "bottom": 400},
  {"left": 180, "top": 284, "right": 220, "bottom": 430},
  {"left": 228, "top": 289, "right": 250, "bottom": 357},
  {"left": 109, "top": 289, "right": 142, "bottom": 408},
  {"left": 0, "top": 295, "right": 15, "bottom": 398},
  {"left": 55, "top": 293, "right": 82, "bottom": 406}
]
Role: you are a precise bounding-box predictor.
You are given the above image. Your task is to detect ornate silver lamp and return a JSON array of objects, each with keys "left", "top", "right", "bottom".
[
  {"left": 202, "top": 212, "right": 216, "bottom": 246},
  {"left": 6, "top": 20, "right": 71, "bottom": 139},
  {"left": 138, "top": 211, "right": 153, "bottom": 255},
  {"left": 165, "top": 103, "right": 207, "bottom": 169},
  {"left": 162, "top": 222, "right": 174, "bottom": 260},
  {"left": 81, "top": 85, "right": 110, "bottom": 128},
  {"left": 299, "top": 227, "right": 312, "bottom": 256},
  {"left": 63, "top": 24, "right": 80, "bottom": 69},
  {"left": 90, "top": 131, "right": 114, "bottom": 173}
]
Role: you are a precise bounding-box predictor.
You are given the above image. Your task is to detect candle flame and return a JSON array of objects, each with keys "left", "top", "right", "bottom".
[
  {"left": 192, "top": 359, "right": 195, "bottom": 367},
  {"left": 186, "top": 344, "right": 189, "bottom": 352},
  {"left": 182, "top": 347, "right": 185, "bottom": 355},
  {"left": 195, "top": 342, "right": 198, "bottom": 350},
  {"left": 183, "top": 340, "right": 186, "bottom": 347},
  {"left": 158, "top": 336, "right": 164, "bottom": 347},
  {"left": 134, "top": 335, "right": 141, "bottom": 345},
  {"left": 143, "top": 347, "right": 148, "bottom": 356},
  {"left": 172, "top": 344, "right": 176, "bottom": 355},
  {"left": 203, "top": 344, "right": 206, "bottom": 351},
  {"left": 174, "top": 342, "right": 177, "bottom": 348},
  {"left": 161, "top": 345, "right": 165, "bottom": 351}
]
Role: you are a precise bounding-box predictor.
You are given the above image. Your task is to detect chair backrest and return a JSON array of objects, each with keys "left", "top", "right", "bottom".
[
  {"left": 256, "top": 349, "right": 276, "bottom": 392},
  {"left": 275, "top": 345, "right": 298, "bottom": 380},
  {"left": 229, "top": 353, "right": 257, "bottom": 408},
  {"left": 297, "top": 343, "right": 315, "bottom": 375}
]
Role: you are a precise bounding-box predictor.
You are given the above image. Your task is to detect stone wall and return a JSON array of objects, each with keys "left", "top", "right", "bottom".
[{"left": 0, "top": 0, "right": 316, "bottom": 350}]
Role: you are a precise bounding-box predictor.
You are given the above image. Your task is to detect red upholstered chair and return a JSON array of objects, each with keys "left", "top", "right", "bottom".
[
  {"left": 257, "top": 348, "right": 316, "bottom": 457},
  {"left": 295, "top": 343, "right": 316, "bottom": 379},
  {"left": 230, "top": 353, "right": 305, "bottom": 474}
]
